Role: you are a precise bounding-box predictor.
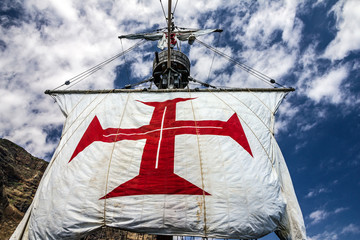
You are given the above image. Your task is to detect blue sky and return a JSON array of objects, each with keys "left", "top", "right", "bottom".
[{"left": 1, "top": 0, "right": 359, "bottom": 239}]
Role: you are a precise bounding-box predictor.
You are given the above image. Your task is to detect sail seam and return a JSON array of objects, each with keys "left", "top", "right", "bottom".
[
  {"left": 103, "top": 92, "right": 131, "bottom": 226},
  {"left": 60, "top": 89, "right": 98, "bottom": 137},
  {"left": 225, "top": 91, "right": 276, "bottom": 135},
  {"left": 187, "top": 88, "right": 208, "bottom": 236},
  {"left": 208, "top": 91, "right": 281, "bottom": 229},
  {"left": 207, "top": 90, "right": 275, "bottom": 166},
  {"left": 247, "top": 89, "right": 274, "bottom": 114},
  {"left": 220, "top": 89, "right": 288, "bottom": 156},
  {"left": 50, "top": 90, "right": 114, "bottom": 168}
]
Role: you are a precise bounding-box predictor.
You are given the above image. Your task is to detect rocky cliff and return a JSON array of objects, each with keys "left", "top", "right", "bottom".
[{"left": 0, "top": 138, "right": 48, "bottom": 240}]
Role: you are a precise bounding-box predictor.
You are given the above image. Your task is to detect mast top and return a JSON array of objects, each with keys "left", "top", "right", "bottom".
[{"left": 117, "top": 1, "right": 222, "bottom": 89}]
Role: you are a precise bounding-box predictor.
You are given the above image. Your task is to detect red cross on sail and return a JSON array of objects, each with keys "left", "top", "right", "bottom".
[{"left": 69, "top": 98, "right": 253, "bottom": 199}]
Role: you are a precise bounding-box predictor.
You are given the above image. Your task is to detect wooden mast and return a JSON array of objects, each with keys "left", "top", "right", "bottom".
[
  {"left": 167, "top": 0, "right": 172, "bottom": 69},
  {"left": 162, "top": 4, "right": 174, "bottom": 240},
  {"left": 158, "top": 3, "right": 173, "bottom": 239}
]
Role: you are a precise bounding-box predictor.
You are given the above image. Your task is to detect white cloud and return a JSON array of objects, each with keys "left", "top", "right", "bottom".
[
  {"left": 275, "top": 100, "right": 299, "bottom": 133},
  {"left": 308, "top": 207, "right": 349, "bottom": 225},
  {"left": 323, "top": 0, "right": 360, "bottom": 60},
  {"left": 309, "top": 209, "right": 329, "bottom": 224},
  {"left": 190, "top": 42, "right": 231, "bottom": 83},
  {"left": 300, "top": 122, "right": 317, "bottom": 132},
  {"left": 242, "top": 43, "right": 298, "bottom": 85},
  {"left": 305, "top": 191, "right": 314, "bottom": 198},
  {"left": 341, "top": 223, "right": 360, "bottom": 234},
  {"left": 296, "top": 43, "right": 319, "bottom": 88},
  {"left": 233, "top": 1, "right": 301, "bottom": 49},
  {"left": 307, "top": 65, "right": 348, "bottom": 104},
  {"left": 308, "top": 223, "right": 360, "bottom": 240},
  {"left": 305, "top": 187, "right": 328, "bottom": 199},
  {"left": 334, "top": 207, "right": 347, "bottom": 214},
  {"left": 308, "top": 230, "right": 339, "bottom": 240},
  {"left": 130, "top": 54, "right": 152, "bottom": 79},
  {"left": 47, "top": 0, "right": 78, "bottom": 22},
  {"left": 296, "top": 43, "right": 356, "bottom": 106},
  {"left": 218, "top": 0, "right": 303, "bottom": 90},
  {"left": 311, "top": 0, "right": 326, "bottom": 8}
]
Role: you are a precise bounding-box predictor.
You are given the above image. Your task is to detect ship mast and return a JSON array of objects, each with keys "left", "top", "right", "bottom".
[
  {"left": 157, "top": 1, "right": 174, "bottom": 240},
  {"left": 152, "top": 0, "right": 192, "bottom": 90},
  {"left": 167, "top": 0, "right": 172, "bottom": 70}
]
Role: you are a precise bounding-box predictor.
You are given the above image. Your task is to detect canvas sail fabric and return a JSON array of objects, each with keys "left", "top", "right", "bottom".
[{"left": 11, "top": 91, "right": 306, "bottom": 240}]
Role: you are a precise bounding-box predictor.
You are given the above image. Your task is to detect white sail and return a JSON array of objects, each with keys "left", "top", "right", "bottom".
[{"left": 11, "top": 90, "right": 306, "bottom": 240}]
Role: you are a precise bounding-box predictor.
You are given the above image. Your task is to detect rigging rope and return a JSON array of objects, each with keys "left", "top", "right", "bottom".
[
  {"left": 207, "top": 30, "right": 222, "bottom": 83},
  {"left": 53, "top": 40, "right": 146, "bottom": 90},
  {"left": 172, "top": 0, "right": 179, "bottom": 17},
  {"left": 159, "top": 0, "right": 169, "bottom": 26},
  {"left": 195, "top": 38, "right": 286, "bottom": 88}
]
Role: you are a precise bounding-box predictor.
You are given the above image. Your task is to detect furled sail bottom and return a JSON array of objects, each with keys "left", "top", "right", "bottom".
[{"left": 11, "top": 90, "right": 306, "bottom": 240}]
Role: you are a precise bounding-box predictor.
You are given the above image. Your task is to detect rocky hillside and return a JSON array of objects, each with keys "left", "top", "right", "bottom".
[{"left": 0, "top": 138, "right": 48, "bottom": 240}]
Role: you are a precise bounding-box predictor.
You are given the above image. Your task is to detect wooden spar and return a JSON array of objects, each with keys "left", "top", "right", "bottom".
[
  {"left": 167, "top": 0, "right": 172, "bottom": 69},
  {"left": 45, "top": 88, "right": 295, "bottom": 95}
]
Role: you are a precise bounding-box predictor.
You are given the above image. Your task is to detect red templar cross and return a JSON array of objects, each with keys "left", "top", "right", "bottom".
[{"left": 69, "top": 98, "right": 253, "bottom": 199}]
